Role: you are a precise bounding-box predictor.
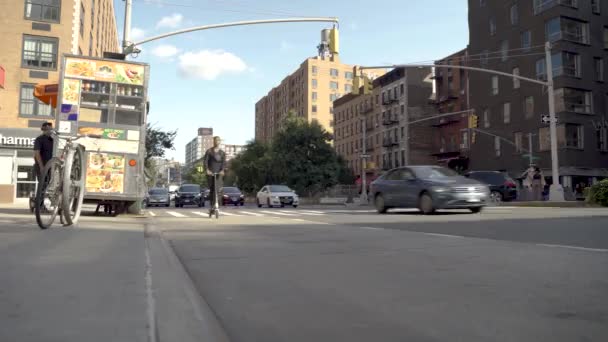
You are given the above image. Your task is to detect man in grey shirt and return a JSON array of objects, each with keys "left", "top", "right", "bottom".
[{"left": 203, "top": 136, "right": 226, "bottom": 210}]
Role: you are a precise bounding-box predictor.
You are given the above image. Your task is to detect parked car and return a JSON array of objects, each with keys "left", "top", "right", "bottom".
[
  {"left": 145, "top": 188, "right": 171, "bottom": 207},
  {"left": 370, "top": 165, "right": 490, "bottom": 214},
  {"left": 464, "top": 171, "right": 518, "bottom": 202},
  {"left": 175, "top": 184, "right": 204, "bottom": 207},
  {"left": 256, "top": 185, "right": 299, "bottom": 208},
  {"left": 221, "top": 187, "right": 245, "bottom": 206}
]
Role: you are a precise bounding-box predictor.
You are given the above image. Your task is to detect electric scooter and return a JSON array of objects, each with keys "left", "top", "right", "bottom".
[{"left": 209, "top": 173, "right": 220, "bottom": 219}]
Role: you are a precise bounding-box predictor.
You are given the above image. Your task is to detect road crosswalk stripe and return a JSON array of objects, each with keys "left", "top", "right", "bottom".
[
  {"left": 191, "top": 212, "right": 207, "bottom": 217},
  {"left": 166, "top": 211, "right": 186, "bottom": 218},
  {"left": 238, "top": 211, "right": 265, "bottom": 217},
  {"left": 261, "top": 210, "right": 294, "bottom": 216},
  {"left": 282, "top": 210, "right": 323, "bottom": 216},
  {"left": 220, "top": 211, "right": 241, "bottom": 216},
  {"left": 148, "top": 211, "right": 156, "bottom": 217},
  {"left": 302, "top": 210, "right": 324, "bottom": 214}
]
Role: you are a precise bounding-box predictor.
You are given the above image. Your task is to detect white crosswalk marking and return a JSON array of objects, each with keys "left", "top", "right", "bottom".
[
  {"left": 302, "top": 210, "right": 324, "bottom": 214},
  {"left": 282, "top": 210, "right": 323, "bottom": 216},
  {"left": 148, "top": 211, "right": 156, "bottom": 217},
  {"left": 238, "top": 211, "right": 265, "bottom": 217},
  {"left": 220, "top": 211, "right": 241, "bottom": 216},
  {"left": 191, "top": 212, "right": 208, "bottom": 217},
  {"left": 261, "top": 210, "right": 294, "bottom": 216},
  {"left": 166, "top": 211, "right": 186, "bottom": 218}
]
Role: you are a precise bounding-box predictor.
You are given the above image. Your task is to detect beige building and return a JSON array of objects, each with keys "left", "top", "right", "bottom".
[
  {"left": 0, "top": 0, "right": 119, "bottom": 203},
  {"left": 334, "top": 67, "right": 436, "bottom": 178},
  {"left": 255, "top": 29, "right": 383, "bottom": 143}
]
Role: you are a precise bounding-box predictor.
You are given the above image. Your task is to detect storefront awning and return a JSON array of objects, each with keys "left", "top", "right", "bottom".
[{"left": 34, "top": 83, "right": 59, "bottom": 108}]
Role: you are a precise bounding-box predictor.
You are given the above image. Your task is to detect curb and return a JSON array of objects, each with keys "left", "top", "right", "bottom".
[{"left": 145, "top": 224, "right": 230, "bottom": 342}]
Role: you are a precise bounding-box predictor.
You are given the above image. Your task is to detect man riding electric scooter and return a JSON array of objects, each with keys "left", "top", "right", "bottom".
[{"left": 203, "top": 136, "right": 226, "bottom": 218}]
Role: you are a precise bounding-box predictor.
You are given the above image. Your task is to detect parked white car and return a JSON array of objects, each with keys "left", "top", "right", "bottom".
[{"left": 256, "top": 185, "right": 299, "bottom": 208}]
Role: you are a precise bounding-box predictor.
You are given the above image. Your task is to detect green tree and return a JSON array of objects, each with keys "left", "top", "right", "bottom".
[
  {"left": 182, "top": 163, "right": 208, "bottom": 187},
  {"left": 144, "top": 123, "right": 177, "bottom": 184},
  {"left": 229, "top": 140, "right": 273, "bottom": 195},
  {"left": 271, "top": 115, "right": 344, "bottom": 196}
]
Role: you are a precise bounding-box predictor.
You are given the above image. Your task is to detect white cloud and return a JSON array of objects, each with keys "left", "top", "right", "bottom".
[
  {"left": 130, "top": 27, "right": 146, "bottom": 41},
  {"left": 152, "top": 44, "right": 180, "bottom": 58},
  {"left": 177, "top": 50, "right": 248, "bottom": 80},
  {"left": 156, "top": 13, "right": 183, "bottom": 29},
  {"left": 280, "top": 40, "right": 294, "bottom": 52}
]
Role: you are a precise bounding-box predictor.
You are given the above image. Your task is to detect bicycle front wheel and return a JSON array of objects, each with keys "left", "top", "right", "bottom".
[
  {"left": 35, "top": 158, "right": 63, "bottom": 230},
  {"left": 62, "top": 146, "right": 86, "bottom": 225}
]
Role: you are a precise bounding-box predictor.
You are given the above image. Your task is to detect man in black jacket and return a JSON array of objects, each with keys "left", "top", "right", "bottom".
[
  {"left": 33, "top": 122, "right": 54, "bottom": 182},
  {"left": 203, "top": 136, "right": 226, "bottom": 210}
]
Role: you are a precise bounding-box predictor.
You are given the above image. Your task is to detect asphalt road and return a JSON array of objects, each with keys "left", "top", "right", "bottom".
[
  {"left": 156, "top": 206, "right": 608, "bottom": 342},
  {"left": 2, "top": 205, "right": 607, "bottom": 341}
]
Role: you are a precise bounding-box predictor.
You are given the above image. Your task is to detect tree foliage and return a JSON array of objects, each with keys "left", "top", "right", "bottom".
[
  {"left": 229, "top": 114, "right": 354, "bottom": 196},
  {"left": 182, "top": 163, "right": 208, "bottom": 188},
  {"left": 144, "top": 123, "right": 177, "bottom": 186}
]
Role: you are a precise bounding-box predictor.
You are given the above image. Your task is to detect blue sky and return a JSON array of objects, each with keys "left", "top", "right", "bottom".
[{"left": 113, "top": 0, "right": 469, "bottom": 162}]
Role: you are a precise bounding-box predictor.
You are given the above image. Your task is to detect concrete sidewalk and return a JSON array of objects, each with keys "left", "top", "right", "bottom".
[{"left": 0, "top": 218, "right": 228, "bottom": 341}]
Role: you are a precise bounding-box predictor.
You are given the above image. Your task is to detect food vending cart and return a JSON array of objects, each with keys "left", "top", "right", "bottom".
[{"left": 56, "top": 55, "right": 150, "bottom": 214}]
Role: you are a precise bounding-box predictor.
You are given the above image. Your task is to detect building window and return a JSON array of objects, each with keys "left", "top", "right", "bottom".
[
  {"left": 563, "top": 124, "right": 584, "bottom": 148},
  {"left": 345, "top": 71, "right": 353, "bottom": 79},
  {"left": 514, "top": 132, "right": 523, "bottom": 153},
  {"left": 513, "top": 67, "right": 520, "bottom": 89},
  {"left": 521, "top": 30, "right": 531, "bottom": 52},
  {"left": 80, "top": 3, "right": 85, "bottom": 37},
  {"left": 491, "top": 76, "right": 499, "bottom": 95},
  {"left": 534, "top": 0, "right": 578, "bottom": 14},
  {"left": 524, "top": 96, "right": 534, "bottom": 119},
  {"left": 312, "top": 66, "right": 318, "bottom": 75},
  {"left": 481, "top": 50, "right": 489, "bottom": 65},
  {"left": 489, "top": 17, "right": 496, "bottom": 36},
  {"left": 494, "top": 136, "right": 501, "bottom": 157},
  {"left": 312, "top": 92, "right": 317, "bottom": 102},
  {"left": 20, "top": 84, "right": 53, "bottom": 117},
  {"left": 330, "top": 81, "right": 339, "bottom": 90},
  {"left": 22, "top": 35, "right": 58, "bottom": 69},
  {"left": 345, "top": 84, "right": 353, "bottom": 93},
  {"left": 592, "top": 0, "right": 601, "bottom": 14},
  {"left": 312, "top": 79, "right": 318, "bottom": 89},
  {"left": 539, "top": 127, "right": 550, "bottom": 151},
  {"left": 500, "top": 40, "right": 509, "bottom": 61},
  {"left": 546, "top": 17, "right": 590, "bottom": 45},
  {"left": 312, "top": 105, "right": 317, "bottom": 113},
  {"left": 554, "top": 88, "right": 593, "bottom": 114},
  {"left": 597, "top": 126, "right": 608, "bottom": 151},
  {"left": 88, "top": 32, "right": 93, "bottom": 56},
  {"left": 595, "top": 58, "right": 604, "bottom": 82},
  {"left": 483, "top": 108, "right": 490, "bottom": 128},
  {"left": 330, "top": 94, "right": 338, "bottom": 102},
  {"left": 503, "top": 102, "right": 511, "bottom": 124},
  {"left": 461, "top": 130, "right": 469, "bottom": 149},
  {"left": 25, "top": 0, "right": 61, "bottom": 22},
  {"left": 330, "top": 68, "right": 339, "bottom": 77},
  {"left": 510, "top": 4, "right": 518, "bottom": 25}
]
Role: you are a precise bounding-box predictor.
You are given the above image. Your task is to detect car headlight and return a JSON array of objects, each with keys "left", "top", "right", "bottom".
[
  {"left": 431, "top": 186, "right": 450, "bottom": 193},
  {"left": 271, "top": 196, "right": 279, "bottom": 199}
]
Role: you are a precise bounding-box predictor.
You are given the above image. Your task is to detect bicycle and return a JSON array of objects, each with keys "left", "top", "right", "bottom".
[
  {"left": 208, "top": 173, "right": 220, "bottom": 219},
  {"left": 35, "top": 130, "right": 100, "bottom": 229}
]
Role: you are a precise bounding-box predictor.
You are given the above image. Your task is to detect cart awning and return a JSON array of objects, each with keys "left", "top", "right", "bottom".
[{"left": 34, "top": 83, "right": 59, "bottom": 108}]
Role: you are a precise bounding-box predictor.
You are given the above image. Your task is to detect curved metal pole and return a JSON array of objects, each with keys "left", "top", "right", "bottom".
[
  {"left": 360, "top": 63, "right": 548, "bottom": 87},
  {"left": 124, "top": 17, "right": 339, "bottom": 53}
]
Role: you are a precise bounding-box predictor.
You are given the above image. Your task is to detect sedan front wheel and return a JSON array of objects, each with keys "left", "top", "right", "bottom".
[
  {"left": 375, "top": 194, "right": 387, "bottom": 214},
  {"left": 418, "top": 193, "right": 435, "bottom": 215}
]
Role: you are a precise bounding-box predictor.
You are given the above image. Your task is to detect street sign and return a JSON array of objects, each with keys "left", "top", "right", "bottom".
[{"left": 541, "top": 115, "right": 558, "bottom": 124}]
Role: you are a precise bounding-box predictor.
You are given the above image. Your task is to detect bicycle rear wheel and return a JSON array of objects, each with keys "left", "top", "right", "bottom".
[
  {"left": 35, "top": 158, "right": 63, "bottom": 229},
  {"left": 62, "top": 146, "right": 86, "bottom": 225}
]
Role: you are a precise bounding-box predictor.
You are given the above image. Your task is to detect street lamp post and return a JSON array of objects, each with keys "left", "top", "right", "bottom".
[{"left": 360, "top": 43, "right": 566, "bottom": 201}]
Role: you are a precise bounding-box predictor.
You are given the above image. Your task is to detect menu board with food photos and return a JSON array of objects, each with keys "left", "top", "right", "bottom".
[
  {"left": 64, "top": 58, "right": 145, "bottom": 85},
  {"left": 85, "top": 153, "right": 125, "bottom": 193}
]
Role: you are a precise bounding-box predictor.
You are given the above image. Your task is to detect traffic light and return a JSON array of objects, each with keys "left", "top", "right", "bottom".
[
  {"left": 352, "top": 75, "right": 361, "bottom": 95},
  {"left": 469, "top": 114, "right": 479, "bottom": 128},
  {"left": 329, "top": 28, "right": 339, "bottom": 55},
  {"left": 363, "top": 76, "right": 373, "bottom": 95}
]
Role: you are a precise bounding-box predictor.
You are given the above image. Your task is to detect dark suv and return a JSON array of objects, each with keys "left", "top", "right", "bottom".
[
  {"left": 175, "top": 184, "right": 204, "bottom": 207},
  {"left": 465, "top": 171, "right": 518, "bottom": 202}
]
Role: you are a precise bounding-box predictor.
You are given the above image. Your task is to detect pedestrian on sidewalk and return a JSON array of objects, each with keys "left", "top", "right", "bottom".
[
  {"left": 531, "top": 166, "right": 546, "bottom": 201},
  {"left": 521, "top": 164, "right": 536, "bottom": 201}
]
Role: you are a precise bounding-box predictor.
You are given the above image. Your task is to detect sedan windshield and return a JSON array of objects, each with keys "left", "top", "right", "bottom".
[
  {"left": 149, "top": 189, "right": 168, "bottom": 195},
  {"left": 412, "top": 166, "right": 459, "bottom": 179},
  {"left": 180, "top": 186, "right": 200, "bottom": 193},
  {"left": 222, "top": 187, "right": 240, "bottom": 193},
  {"left": 270, "top": 185, "right": 292, "bottom": 193}
]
